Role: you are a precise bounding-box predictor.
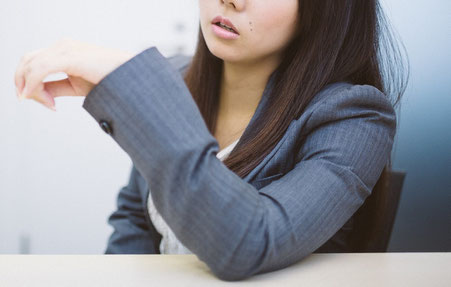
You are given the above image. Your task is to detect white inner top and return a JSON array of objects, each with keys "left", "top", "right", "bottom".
[{"left": 147, "top": 138, "right": 241, "bottom": 254}]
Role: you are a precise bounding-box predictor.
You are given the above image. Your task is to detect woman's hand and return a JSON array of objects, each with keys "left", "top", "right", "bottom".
[{"left": 14, "top": 37, "right": 134, "bottom": 111}]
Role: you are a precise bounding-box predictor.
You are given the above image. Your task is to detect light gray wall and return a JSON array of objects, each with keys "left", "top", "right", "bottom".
[
  {"left": 0, "top": 0, "right": 449, "bottom": 254},
  {"left": 0, "top": 0, "right": 199, "bottom": 254}
]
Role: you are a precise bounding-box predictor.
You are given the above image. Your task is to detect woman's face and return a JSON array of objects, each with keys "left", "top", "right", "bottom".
[{"left": 199, "top": 0, "right": 299, "bottom": 64}]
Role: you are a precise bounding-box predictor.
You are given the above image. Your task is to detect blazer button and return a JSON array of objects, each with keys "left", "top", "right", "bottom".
[{"left": 99, "top": 120, "right": 113, "bottom": 135}]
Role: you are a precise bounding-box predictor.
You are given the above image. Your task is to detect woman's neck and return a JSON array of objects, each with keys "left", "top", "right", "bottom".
[
  {"left": 213, "top": 55, "right": 281, "bottom": 150},
  {"left": 218, "top": 55, "right": 281, "bottom": 119}
]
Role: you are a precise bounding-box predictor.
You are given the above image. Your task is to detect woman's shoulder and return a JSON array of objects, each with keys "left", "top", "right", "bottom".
[
  {"left": 308, "top": 82, "right": 393, "bottom": 112},
  {"left": 283, "top": 81, "right": 398, "bottom": 193},
  {"left": 301, "top": 82, "right": 396, "bottom": 129}
]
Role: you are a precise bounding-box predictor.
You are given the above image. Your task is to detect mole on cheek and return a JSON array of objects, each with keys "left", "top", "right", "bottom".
[{"left": 249, "top": 21, "right": 253, "bottom": 31}]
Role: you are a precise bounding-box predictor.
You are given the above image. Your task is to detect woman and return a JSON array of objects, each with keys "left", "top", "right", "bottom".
[{"left": 14, "top": 0, "right": 408, "bottom": 282}]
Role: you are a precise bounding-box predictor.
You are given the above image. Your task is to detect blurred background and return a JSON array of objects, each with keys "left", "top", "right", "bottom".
[{"left": 0, "top": 0, "right": 449, "bottom": 254}]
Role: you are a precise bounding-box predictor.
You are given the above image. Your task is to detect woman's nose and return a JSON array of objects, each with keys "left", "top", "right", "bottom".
[{"left": 221, "top": 0, "right": 244, "bottom": 11}]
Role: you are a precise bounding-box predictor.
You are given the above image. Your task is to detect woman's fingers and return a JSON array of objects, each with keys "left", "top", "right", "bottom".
[
  {"left": 23, "top": 84, "right": 56, "bottom": 111},
  {"left": 18, "top": 78, "right": 76, "bottom": 111},
  {"left": 14, "top": 48, "right": 43, "bottom": 94},
  {"left": 39, "top": 89, "right": 56, "bottom": 111},
  {"left": 20, "top": 52, "right": 68, "bottom": 100},
  {"left": 43, "top": 78, "right": 78, "bottom": 98},
  {"left": 15, "top": 37, "right": 129, "bottom": 105}
]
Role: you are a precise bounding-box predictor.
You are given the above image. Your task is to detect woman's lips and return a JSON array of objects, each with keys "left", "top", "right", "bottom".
[
  {"left": 211, "top": 15, "right": 240, "bottom": 35},
  {"left": 211, "top": 23, "right": 240, "bottom": 40}
]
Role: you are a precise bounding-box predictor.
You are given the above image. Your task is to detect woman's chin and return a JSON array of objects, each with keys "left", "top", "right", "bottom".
[{"left": 207, "top": 45, "right": 244, "bottom": 63}]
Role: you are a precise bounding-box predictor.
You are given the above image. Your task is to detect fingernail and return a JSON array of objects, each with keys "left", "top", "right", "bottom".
[
  {"left": 22, "top": 85, "right": 28, "bottom": 99},
  {"left": 42, "top": 94, "right": 56, "bottom": 111},
  {"left": 16, "top": 87, "right": 25, "bottom": 100}
]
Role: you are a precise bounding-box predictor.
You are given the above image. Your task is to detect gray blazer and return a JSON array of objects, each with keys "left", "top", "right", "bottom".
[{"left": 82, "top": 47, "right": 396, "bottom": 281}]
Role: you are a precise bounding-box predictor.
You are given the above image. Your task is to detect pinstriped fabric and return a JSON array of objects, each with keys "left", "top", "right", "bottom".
[
  {"left": 148, "top": 138, "right": 240, "bottom": 254},
  {"left": 82, "top": 46, "right": 396, "bottom": 280}
]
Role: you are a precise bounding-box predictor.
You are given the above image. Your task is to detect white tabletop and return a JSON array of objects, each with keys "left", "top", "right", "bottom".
[{"left": 0, "top": 252, "right": 449, "bottom": 286}]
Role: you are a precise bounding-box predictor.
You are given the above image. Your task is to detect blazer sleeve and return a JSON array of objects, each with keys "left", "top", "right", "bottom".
[
  {"left": 82, "top": 46, "right": 396, "bottom": 281},
  {"left": 103, "top": 53, "right": 187, "bottom": 255},
  {"left": 105, "top": 163, "right": 161, "bottom": 254}
]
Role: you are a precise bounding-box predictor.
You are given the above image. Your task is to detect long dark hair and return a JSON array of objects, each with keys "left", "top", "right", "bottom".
[{"left": 183, "top": 0, "right": 409, "bottom": 251}]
